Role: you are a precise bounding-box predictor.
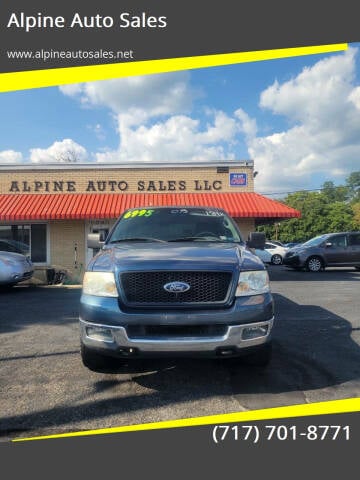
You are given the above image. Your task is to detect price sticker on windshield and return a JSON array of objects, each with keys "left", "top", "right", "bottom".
[{"left": 123, "top": 209, "right": 155, "bottom": 219}]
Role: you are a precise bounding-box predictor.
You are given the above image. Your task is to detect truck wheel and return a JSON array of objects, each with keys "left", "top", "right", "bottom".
[
  {"left": 81, "top": 343, "right": 121, "bottom": 373},
  {"left": 271, "top": 254, "right": 283, "bottom": 265},
  {"left": 305, "top": 256, "right": 324, "bottom": 272},
  {"left": 242, "top": 343, "right": 272, "bottom": 367}
]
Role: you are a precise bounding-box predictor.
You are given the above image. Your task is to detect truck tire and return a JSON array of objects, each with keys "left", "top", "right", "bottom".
[
  {"left": 241, "top": 343, "right": 272, "bottom": 367},
  {"left": 305, "top": 256, "right": 324, "bottom": 272},
  {"left": 81, "top": 343, "right": 121, "bottom": 373}
]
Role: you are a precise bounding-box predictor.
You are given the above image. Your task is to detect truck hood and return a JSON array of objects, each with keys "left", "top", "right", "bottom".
[{"left": 88, "top": 242, "right": 264, "bottom": 273}]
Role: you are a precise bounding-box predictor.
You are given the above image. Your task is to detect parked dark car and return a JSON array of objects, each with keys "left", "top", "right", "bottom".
[
  {"left": 80, "top": 206, "right": 274, "bottom": 372},
  {"left": 283, "top": 232, "right": 360, "bottom": 272}
]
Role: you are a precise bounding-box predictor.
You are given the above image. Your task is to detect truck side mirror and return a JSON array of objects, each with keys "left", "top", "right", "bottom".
[
  {"left": 246, "top": 232, "right": 266, "bottom": 250},
  {"left": 87, "top": 233, "right": 104, "bottom": 249}
]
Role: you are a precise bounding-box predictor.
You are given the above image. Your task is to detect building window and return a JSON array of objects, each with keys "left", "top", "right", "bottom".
[{"left": 0, "top": 224, "right": 47, "bottom": 263}]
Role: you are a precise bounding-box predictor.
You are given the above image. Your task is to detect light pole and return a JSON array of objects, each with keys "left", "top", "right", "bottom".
[{"left": 274, "top": 222, "right": 281, "bottom": 240}]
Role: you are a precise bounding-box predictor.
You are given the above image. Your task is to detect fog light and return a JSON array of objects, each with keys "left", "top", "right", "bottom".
[
  {"left": 242, "top": 325, "right": 269, "bottom": 340},
  {"left": 86, "top": 326, "right": 114, "bottom": 342}
]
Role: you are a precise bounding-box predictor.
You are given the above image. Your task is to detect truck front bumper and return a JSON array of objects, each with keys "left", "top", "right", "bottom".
[
  {"left": 80, "top": 293, "right": 274, "bottom": 358},
  {"left": 80, "top": 317, "right": 274, "bottom": 357}
]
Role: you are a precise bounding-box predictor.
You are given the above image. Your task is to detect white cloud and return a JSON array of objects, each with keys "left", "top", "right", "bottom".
[
  {"left": 60, "top": 72, "right": 253, "bottom": 164},
  {"left": 60, "top": 72, "right": 198, "bottom": 126},
  {"left": 30, "top": 139, "right": 88, "bottom": 163},
  {"left": 260, "top": 49, "right": 356, "bottom": 125},
  {"left": 234, "top": 108, "right": 258, "bottom": 139},
  {"left": 96, "top": 111, "right": 240, "bottom": 163},
  {"left": 0, "top": 150, "right": 23, "bottom": 163},
  {"left": 348, "top": 86, "right": 360, "bottom": 109},
  {"left": 246, "top": 47, "right": 360, "bottom": 192}
]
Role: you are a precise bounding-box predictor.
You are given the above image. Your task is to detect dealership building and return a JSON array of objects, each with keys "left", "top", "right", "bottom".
[{"left": 0, "top": 161, "right": 300, "bottom": 280}]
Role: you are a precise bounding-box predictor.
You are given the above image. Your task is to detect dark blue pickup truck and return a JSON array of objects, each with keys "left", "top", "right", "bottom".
[{"left": 80, "top": 206, "right": 274, "bottom": 372}]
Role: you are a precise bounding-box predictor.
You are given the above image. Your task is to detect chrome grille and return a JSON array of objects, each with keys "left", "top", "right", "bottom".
[{"left": 120, "top": 271, "right": 233, "bottom": 305}]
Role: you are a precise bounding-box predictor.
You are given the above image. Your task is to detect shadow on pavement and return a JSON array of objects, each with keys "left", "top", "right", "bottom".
[
  {"left": 268, "top": 265, "right": 360, "bottom": 282},
  {"left": 0, "top": 285, "right": 81, "bottom": 334},
  {"left": 1, "top": 292, "right": 360, "bottom": 439}
]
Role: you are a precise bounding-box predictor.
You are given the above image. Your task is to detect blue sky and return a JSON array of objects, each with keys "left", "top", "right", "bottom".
[{"left": 1, "top": 44, "right": 360, "bottom": 195}]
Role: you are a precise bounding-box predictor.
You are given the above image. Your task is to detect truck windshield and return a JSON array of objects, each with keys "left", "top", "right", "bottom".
[{"left": 108, "top": 207, "right": 243, "bottom": 243}]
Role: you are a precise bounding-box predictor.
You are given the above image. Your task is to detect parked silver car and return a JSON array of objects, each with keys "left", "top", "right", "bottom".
[
  {"left": 255, "top": 241, "right": 289, "bottom": 265},
  {"left": 0, "top": 251, "right": 34, "bottom": 286}
]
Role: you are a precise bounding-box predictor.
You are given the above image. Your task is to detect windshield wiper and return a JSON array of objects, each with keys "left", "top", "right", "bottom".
[{"left": 109, "top": 237, "right": 167, "bottom": 243}]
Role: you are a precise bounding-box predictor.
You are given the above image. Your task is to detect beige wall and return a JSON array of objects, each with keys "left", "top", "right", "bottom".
[
  {"left": 49, "top": 220, "right": 86, "bottom": 279},
  {"left": 0, "top": 165, "right": 254, "bottom": 194},
  {"left": 235, "top": 218, "right": 256, "bottom": 241}
]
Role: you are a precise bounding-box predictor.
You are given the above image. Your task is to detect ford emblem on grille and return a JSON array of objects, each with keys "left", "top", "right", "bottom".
[{"left": 163, "top": 281, "right": 191, "bottom": 293}]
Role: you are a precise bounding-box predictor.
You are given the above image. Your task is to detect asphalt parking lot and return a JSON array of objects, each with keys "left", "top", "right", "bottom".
[{"left": 1, "top": 265, "right": 360, "bottom": 440}]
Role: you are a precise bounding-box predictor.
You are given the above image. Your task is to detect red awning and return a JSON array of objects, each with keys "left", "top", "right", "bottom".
[{"left": 0, "top": 192, "right": 300, "bottom": 221}]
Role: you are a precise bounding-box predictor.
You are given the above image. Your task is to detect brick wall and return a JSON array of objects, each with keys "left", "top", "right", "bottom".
[
  {"left": 0, "top": 165, "right": 254, "bottom": 194},
  {"left": 234, "top": 218, "right": 256, "bottom": 240},
  {"left": 49, "top": 220, "right": 86, "bottom": 280}
]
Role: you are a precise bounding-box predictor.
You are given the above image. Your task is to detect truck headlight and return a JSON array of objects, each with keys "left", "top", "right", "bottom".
[
  {"left": 82, "top": 272, "right": 118, "bottom": 297},
  {"left": 235, "top": 270, "right": 270, "bottom": 297}
]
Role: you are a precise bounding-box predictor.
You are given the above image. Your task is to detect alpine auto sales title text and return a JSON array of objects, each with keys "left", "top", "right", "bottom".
[{"left": 6, "top": 12, "right": 168, "bottom": 32}]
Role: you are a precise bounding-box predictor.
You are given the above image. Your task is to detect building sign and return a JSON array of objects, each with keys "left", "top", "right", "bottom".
[
  {"left": 229, "top": 173, "right": 247, "bottom": 187},
  {"left": 8, "top": 179, "right": 225, "bottom": 193}
]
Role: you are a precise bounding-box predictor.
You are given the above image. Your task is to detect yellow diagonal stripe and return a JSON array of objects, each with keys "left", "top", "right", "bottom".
[
  {"left": 0, "top": 43, "right": 348, "bottom": 93},
  {"left": 12, "top": 397, "right": 360, "bottom": 442}
]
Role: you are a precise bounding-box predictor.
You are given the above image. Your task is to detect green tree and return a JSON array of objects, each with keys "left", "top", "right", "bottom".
[
  {"left": 325, "top": 202, "right": 355, "bottom": 231},
  {"left": 257, "top": 188, "right": 356, "bottom": 242},
  {"left": 321, "top": 181, "right": 348, "bottom": 202},
  {"left": 257, "top": 191, "right": 325, "bottom": 242},
  {"left": 279, "top": 191, "right": 331, "bottom": 241},
  {"left": 352, "top": 202, "right": 360, "bottom": 229},
  {"left": 346, "top": 171, "right": 360, "bottom": 203}
]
